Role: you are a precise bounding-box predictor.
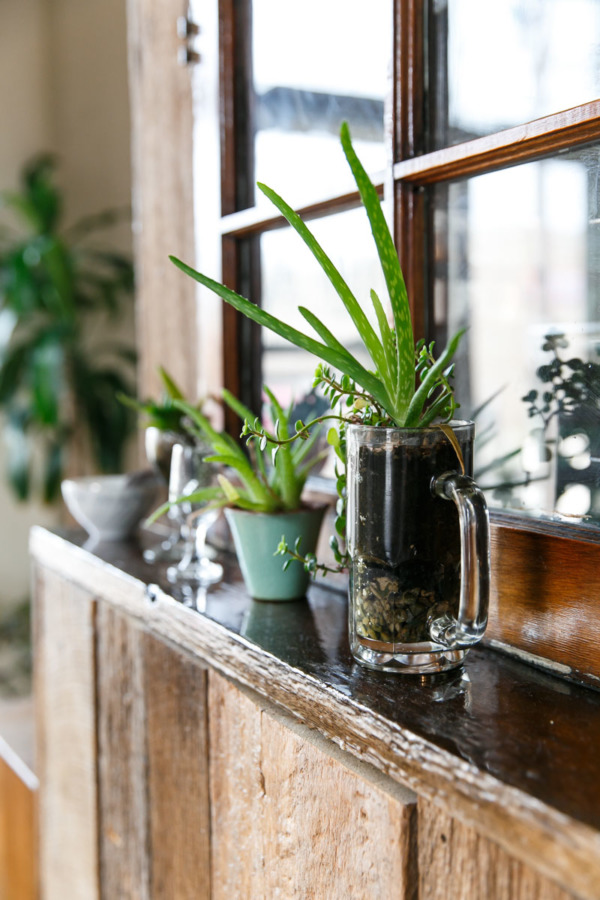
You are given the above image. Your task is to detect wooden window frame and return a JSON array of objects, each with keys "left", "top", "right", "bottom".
[{"left": 196, "top": 0, "right": 600, "bottom": 687}]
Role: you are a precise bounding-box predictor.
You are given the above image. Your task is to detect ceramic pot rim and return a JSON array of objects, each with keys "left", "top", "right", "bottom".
[{"left": 224, "top": 502, "right": 327, "bottom": 521}]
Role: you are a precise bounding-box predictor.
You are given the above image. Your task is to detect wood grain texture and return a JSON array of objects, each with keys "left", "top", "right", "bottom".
[
  {"left": 33, "top": 566, "right": 99, "bottom": 900},
  {"left": 143, "top": 631, "right": 210, "bottom": 900},
  {"left": 96, "top": 603, "right": 149, "bottom": 899},
  {"left": 209, "top": 673, "right": 417, "bottom": 900},
  {"left": 485, "top": 523, "right": 600, "bottom": 687},
  {"left": 0, "top": 750, "right": 37, "bottom": 900},
  {"left": 127, "top": 0, "right": 197, "bottom": 401},
  {"left": 29, "top": 528, "right": 600, "bottom": 900},
  {"left": 393, "top": 101, "right": 600, "bottom": 184},
  {"left": 418, "top": 798, "right": 575, "bottom": 900}
]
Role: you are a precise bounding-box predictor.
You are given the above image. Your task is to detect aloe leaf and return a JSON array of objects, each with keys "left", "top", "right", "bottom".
[
  {"left": 369, "top": 289, "right": 396, "bottom": 388},
  {"left": 170, "top": 256, "right": 390, "bottom": 409},
  {"left": 298, "top": 307, "right": 350, "bottom": 357},
  {"left": 256, "top": 183, "right": 388, "bottom": 376},
  {"left": 158, "top": 366, "right": 185, "bottom": 400},
  {"left": 222, "top": 388, "right": 272, "bottom": 474},
  {"left": 145, "top": 485, "right": 223, "bottom": 526},
  {"left": 291, "top": 420, "right": 323, "bottom": 466},
  {"left": 404, "top": 329, "right": 465, "bottom": 427},
  {"left": 263, "top": 385, "right": 300, "bottom": 510},
  {"left": 340, "top": 122, "right": 414, "bottom": 411},
  {"left": 297, "top": 305, "right": 394, "bottom": 397},
  {"left": 222, "top": 388, "right": 258, "bottom": 427},
  {"left": 218, "top": 473, "right": 277, "bottom": 512}
]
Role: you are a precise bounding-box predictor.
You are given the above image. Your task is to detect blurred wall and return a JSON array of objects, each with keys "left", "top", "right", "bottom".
[{"left": 0, "top": 0, "right": 133, "bottom": 610}]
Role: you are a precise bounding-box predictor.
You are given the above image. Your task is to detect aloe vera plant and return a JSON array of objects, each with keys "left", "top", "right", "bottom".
[
  {"left": 147, "top": 386, "right": 326, "bottom": 524},
  {"left": 119, "top": 365, "right": 197, "bottom": 434},
  {"left": 170, "top": 122, "right": 463, "bottom": 429}
]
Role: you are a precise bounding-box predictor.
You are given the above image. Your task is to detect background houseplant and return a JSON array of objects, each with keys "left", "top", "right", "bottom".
[
  {"left": 168, "top": 122, "right": 490, "bottom": 672},
  {"left": 149, "top": 387, "right": 327, "bottom": 600},
  {"left": 0, "top": 153, "right": 136, "bottom": 502}
]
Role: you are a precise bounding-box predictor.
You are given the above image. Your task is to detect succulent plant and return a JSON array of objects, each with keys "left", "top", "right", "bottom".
[{"left": 169, "top": 122, "right": 463, "bottom": 431}]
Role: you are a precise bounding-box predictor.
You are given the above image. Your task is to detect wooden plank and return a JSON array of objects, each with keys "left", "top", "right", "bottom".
[
  {"left": 485, "top": 523, "right": 600, "bottom": 687},
  {"left": 143, "top": 631, "right": 210, "bottom": 900},
  {"left": 96, "top": 603, "right": 149, "bottom": 900},
  {"left": 208, "top": 671, "right": 263, "bottom": 897},
  {"left": 0, "top": 747, "right": 37, "bottom": 900},
  {"left": 126, "top": 0, "right": 197, "bottom": 401},
  {"left": 418, "top": 798, "right": 575, "bottom": 900},
  {"left": 392, "top": 100, "right": 600, "bottom": 184},
  {"left": 33, "top": 566, "right": 99, "bottom": 900},
  {"left": 28, "top": 528, "right": 600, "bottom": 900},
  {"left": 209, "top": 673, "right": 417, "bottom": 900}
]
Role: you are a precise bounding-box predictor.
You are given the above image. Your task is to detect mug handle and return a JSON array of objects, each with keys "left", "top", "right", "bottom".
[{"left": 430, "top": 472, "right": 490, "bottom": 648}]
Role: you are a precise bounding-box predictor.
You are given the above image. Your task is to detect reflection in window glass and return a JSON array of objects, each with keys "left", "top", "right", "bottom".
[
  {"left": 430, "top": 0, "right": 600, "bottom": 149},
  {"left": 260, "top": 207, "right": 388, "bottom": 408},
  {"left": 433, "top": 145, "right": 600, "bottom": 529},
  {"left": 250, "top": 0, "right": 390, "bottom": 207}
]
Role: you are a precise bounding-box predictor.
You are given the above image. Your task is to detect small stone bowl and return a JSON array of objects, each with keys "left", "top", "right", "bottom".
[{"left": 61, "top": 471, "right": 161, "bottom": 542}]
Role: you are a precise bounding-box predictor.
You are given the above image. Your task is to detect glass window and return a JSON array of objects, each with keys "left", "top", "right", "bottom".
[
  {"left": 249, "top": 0, "right": 391, "bottom": 208},
  {"left": 429, "top": 0, "right": 600, "bottom": 150},
  {"left": 432, "top": 143, "right": 600, "bottom": 530},
  {"left": 260, "top": 207, "right": 388, "bottom": 405}
]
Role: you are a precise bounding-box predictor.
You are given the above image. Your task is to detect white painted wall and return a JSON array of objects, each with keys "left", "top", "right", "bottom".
[{"left": 0, "top": 0, "right": 133, "bottom": 610}]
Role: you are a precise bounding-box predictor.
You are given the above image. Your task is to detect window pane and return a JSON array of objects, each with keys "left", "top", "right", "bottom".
[
  {"left": 432, "top": 144, "right": 600, "bottom": 531},
  {"left": 249, "top": 0, "right": 391, "bottom": 208},
  {"left": 260, "top": 207, "right": 388, "bottom": 406},
  {"left": 430, "top": 0, "right": 600, "bottom": 150}
]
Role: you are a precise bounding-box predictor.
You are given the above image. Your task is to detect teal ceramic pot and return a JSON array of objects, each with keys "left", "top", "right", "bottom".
[{"left": 224, "top": 505, "right": 326, "bottom": 601}]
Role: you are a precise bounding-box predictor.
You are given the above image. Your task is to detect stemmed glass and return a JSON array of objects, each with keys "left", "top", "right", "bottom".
[
  {"left": 166, "top": 442, "right": 223, "bottom": 586},
  {"left": 143, "top": 427, "right": 188, "bottom": 564}
]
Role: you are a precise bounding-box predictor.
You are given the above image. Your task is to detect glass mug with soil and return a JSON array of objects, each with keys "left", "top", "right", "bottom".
[{"left": 346, "top": 422, "right": 490, "bottom": 674}]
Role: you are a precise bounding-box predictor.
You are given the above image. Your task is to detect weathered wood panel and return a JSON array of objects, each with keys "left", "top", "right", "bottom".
[
  {"left": 486, "top": 523, "right": 600, "bottom": 687},
  {"left": 96, "top": 606, "right": 211, "bottom": 899},
  {"left": 143, "top": 631, "right": 210, "bottom": 900},
  {"left": 29, "top": 528, "right": 600, "bottom": 900},
  {"left": 96, "top": 604, "right": 149, "bottom": 899},
  {"left": 33, "top": 566, "right": 99, "bottom": 900},
  {"left": 418, "top": 798, "right": 576, "bottom": 900},
  {"left": 0, "top": 746, "right": 37, "bottom": 900},
  {"left": 127, "top": 0, "right": 197, "bottom": 401},
  {"left": 209, "top": 673, "right": 417, "bottom": 900}
]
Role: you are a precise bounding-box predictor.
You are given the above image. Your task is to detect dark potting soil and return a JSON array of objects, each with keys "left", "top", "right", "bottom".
[{"left": 349, "top": 434, "right": 472, "bottom": 646}]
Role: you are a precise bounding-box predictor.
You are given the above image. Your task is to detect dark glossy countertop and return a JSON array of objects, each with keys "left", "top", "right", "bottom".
[{"left": 30, "top": 525, "right": 600, "bottom": 896}]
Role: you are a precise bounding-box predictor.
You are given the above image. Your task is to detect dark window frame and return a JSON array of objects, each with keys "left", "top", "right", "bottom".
[{"left": 209, "top": 0, "right": 600, "bottom": 685}]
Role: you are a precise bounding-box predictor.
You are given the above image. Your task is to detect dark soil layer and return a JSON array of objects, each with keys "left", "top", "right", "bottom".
[{"left": 349, "top": 431, "right": 472, "bottom": 645}]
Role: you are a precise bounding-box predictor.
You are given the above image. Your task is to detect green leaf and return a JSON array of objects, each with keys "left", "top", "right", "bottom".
[
  {"left": 404, "top": 329, "right": 465, "bottom": 427},
  {"left": 327, "top": 427, "right": 340, "bottom": 448},
  {"left": 31, "top": 338, "right": 64, "bottom": 426},
  {"left": 169, "top": 256, "right": 390, "bottom": 410},
  {"left": 256, "top": 182, "right": 388, "bottom": 379},
  {"left": 340, "top": 121, "right": 414, "bottom": 413},
  {"left": 222, "top": 388, "right": 259, "bottom": 426},
  {"left": 158, "top": 366, "right": 185, "bottom": 400},
  {"left": 43, "top": 438, "right": 63, "bottom": 503}
]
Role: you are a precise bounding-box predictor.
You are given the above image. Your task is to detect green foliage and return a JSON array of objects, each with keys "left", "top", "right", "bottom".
[
  {"left": 118, "top": 365, "right": 196, "bottom": 434},
  {"left": 146, "top": 387, "right": 327, "bottom": 524},
  {"left": 170, "top": 123, "right": 463, "bottom": 428},
  {"left": 0, "top": 154, "right": 136, "bottom": 501}
]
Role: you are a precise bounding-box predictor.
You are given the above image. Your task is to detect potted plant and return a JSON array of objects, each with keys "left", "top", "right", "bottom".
[
  {"left": 119, "top": 365, "right": 198, "bottom": 482},
  {"left": 168, "top": 123, "right": 490, "bottom": 673},
  {"left": 0, "top": 154, "right": 136, "bottom": 501},
  {"left": 148, "top": 386, "right": 327, "bottom": 601}
]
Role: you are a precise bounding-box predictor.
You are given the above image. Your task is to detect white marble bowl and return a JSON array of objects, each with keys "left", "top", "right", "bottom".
[{"left": 61, "top": 472, "right": 161, "bottom": 542}]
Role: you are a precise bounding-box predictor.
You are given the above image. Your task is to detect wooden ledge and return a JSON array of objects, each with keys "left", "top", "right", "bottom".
[{"left": 29, "top": 525, "right": 600, "bottom": 900}]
